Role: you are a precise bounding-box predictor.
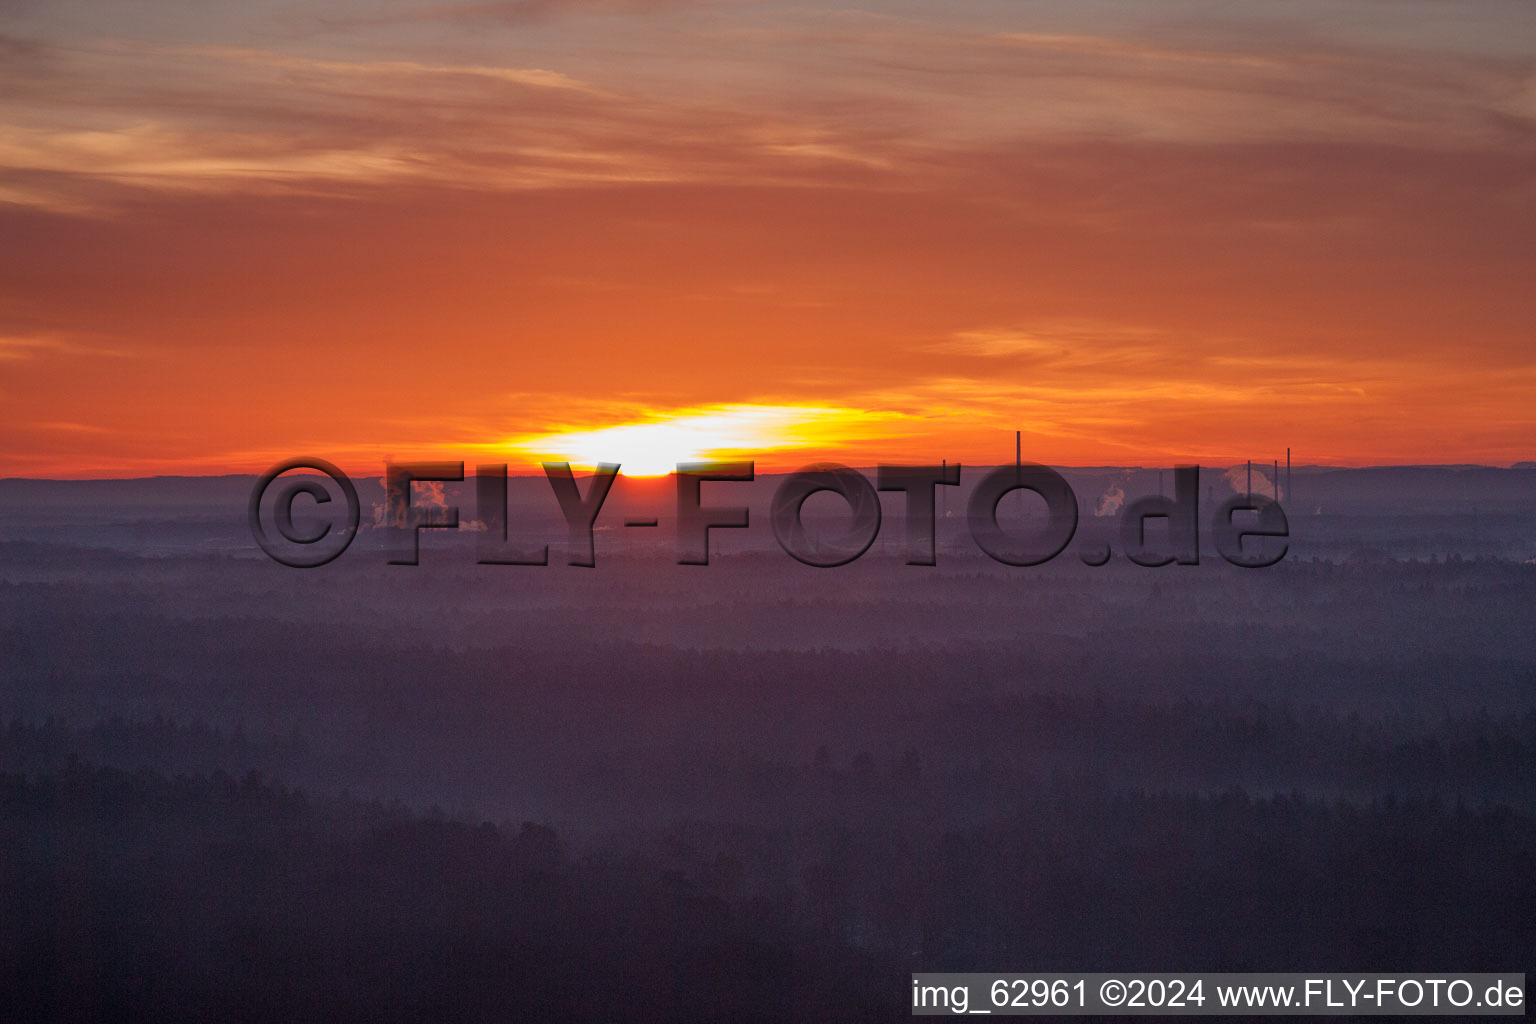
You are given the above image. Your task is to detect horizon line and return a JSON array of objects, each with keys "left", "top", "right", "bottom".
[{"left": 4, "top": 461, "right": 1535, "bottom": 485}]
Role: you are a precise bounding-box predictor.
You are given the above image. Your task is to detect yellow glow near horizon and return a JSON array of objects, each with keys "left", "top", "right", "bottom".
[{"left": 506, "top": 404, "right": 901, "bottom": 476}]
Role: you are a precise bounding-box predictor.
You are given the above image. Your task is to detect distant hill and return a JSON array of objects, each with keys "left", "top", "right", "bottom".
[{"left": 4, "top": 464, "right": 1534, "bottom": 518}]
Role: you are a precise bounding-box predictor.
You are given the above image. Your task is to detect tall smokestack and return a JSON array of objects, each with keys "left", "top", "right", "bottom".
[
  {"left": 1247, "top": 460, "right": 1251, "bottom": 499},
  {"left": 1015, "top": 430, "right": 1021, "bottom": 487},
  {"left": 1287, "top": 448, "right": 1292, "bottom": 507},
  {"left": 1274, "top": 459, "right": 1279, "bottom": 500}
]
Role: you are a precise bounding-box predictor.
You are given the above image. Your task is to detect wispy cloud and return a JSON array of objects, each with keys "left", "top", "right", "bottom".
[
  {"left": 180, "top": 46, "right": 605, "bottom": 94},
  {"left": 928, "top": 322, "right": 1170, "bottom": 360},
  {"left": 0, "top": 334, "right": 128, "bottom": 361},
  {"left": 32, "top": 420, "right": 109, "bottom": 433},
  {"left": 1, "top": 1, "right": 1533, "bottom": 474},
  {"left": 2, "top": 6, "right": 1531, "bottom": 214},
  {"left": 383, "top": 0, "right": 726, "bottom": 26}
]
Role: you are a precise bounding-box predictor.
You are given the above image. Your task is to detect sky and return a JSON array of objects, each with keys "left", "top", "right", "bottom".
[{"left": 1, "top": 0, "right": 1533, "bottom": 476}]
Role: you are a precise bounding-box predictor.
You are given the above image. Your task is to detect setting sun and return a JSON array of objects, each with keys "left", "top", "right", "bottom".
[{"left": 504, "top": 404, "right": 906, "bottom": 476}]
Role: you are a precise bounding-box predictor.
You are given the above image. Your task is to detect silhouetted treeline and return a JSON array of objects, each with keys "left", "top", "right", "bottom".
[
  {"left": 2, "top": 763, "right": 1529, "bottom": 1022},
  {"left": 3, "top": 706, "right": 1532, "bottom": 825}
]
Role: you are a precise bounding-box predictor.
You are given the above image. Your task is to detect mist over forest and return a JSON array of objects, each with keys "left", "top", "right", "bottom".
[{"left": 2, "top": 466, "right": 1533, "bottom": 1020}]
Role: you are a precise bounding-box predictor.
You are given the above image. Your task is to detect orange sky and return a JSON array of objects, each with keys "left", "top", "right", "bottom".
[{"left": 1, "top": 0, "right": 1533, "bottom": 477}]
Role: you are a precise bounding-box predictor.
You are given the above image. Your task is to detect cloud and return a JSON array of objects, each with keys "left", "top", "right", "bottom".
[
  {"left": 398, "top": 0, "right": 727, "bottom": 26},
  {"left": 929, "top": 322, "right": 1168, "bottom": 360},
  {"left": 187, "top": 47, "right": 604, "bottom": 94},
  {"left": 0, "top": 335, "right": 127, "bottom": 361},
  {"left": 0, "top": 37, "right": 910, "bottom": 212},
  {"left": 32, "top": 420, "right": 109, "bottom": 433},
  {"left": 1, "top": 1, "right": 1533, "bottom": 473},
  {"left": 992, "top": 32, "right": 1291, "bottom": 70},
  {"left": 2, "top": 6, "right": 1532, "bottom": 215}
]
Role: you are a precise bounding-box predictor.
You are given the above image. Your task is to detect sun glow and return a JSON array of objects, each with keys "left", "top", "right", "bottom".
[{"left": 506, "top": 404, "right": 900, "bottom": 476}]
